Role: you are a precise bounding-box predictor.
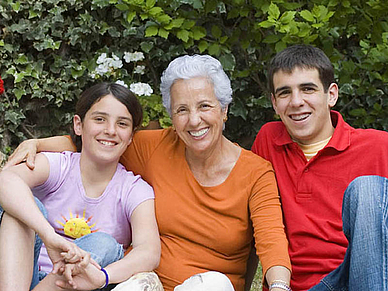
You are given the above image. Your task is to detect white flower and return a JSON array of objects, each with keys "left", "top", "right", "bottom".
[
  {"left": 95, "top": 63, "right": 110, "bottom": 75},
  {"left": 130, "top": 82, "right": 153, "bottom": 96},
  {"left": 134, "top": 65, "right": 145, "bottom": 75},
  {"left": 96, "top": 53, "right": 107, "bottom": 64},
  {"left": 115, "top": 80, "right": 128, "bottom": 88},
  {"left": 124, "top": 51, "right": 145, "bottom": 63},
  {"left": 93, "top": 53, "right": 123, "bottom": 77}
]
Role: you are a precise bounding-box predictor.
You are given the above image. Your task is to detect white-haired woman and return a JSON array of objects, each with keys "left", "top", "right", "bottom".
[{"left": 5, "top": 55, "right": 291, "bottom": 291}]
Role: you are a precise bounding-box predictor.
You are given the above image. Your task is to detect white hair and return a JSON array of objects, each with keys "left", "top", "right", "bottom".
[{"left": 160, "top": 55, "right": 233, "bottom": 116}]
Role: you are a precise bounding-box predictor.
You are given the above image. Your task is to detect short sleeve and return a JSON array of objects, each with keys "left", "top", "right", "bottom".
[
  {"left": 121, "top": 174, "right": 155, "bottom": 219},
  {"left": 32, "top": 151, "right": 73, "bottom": 200}
]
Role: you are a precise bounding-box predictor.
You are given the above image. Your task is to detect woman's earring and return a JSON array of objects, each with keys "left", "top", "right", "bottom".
[{"left": 223, "top": 116, "right": 228, "bottom": 122}]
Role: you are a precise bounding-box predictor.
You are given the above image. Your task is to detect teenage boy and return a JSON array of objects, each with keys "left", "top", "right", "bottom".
[{"left": 252, "top": 44, "right": 388, "bottom": 291}]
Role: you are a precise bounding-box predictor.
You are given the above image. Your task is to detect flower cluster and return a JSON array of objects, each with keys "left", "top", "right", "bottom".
[
  {"left": 91, "top": 51, "right": 153, "bottom": 97},
  {"left": 124, "top": 52, "right": 145, "bottom": 63},
  {"left": 130, "top": 82, "right": 153, "bottom": 96},
  {"left": 0, "top": 77, "right": 4, "bottom": 95},
  {"left": 134, "top": 65, "right": 145, "bottom": 75},
  {"left": 91, "top": 53, "right": 123, "bottom": 78},
  {"left": 115, "top": 80, "right": 128, "bottom": 88}
]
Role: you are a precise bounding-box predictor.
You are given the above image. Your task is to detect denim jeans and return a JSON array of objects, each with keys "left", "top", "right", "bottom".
[
  {"left": 0, "top": 198, "right": 124, "bottom": 290},
  {"left": 310, "top": 175, "right": 388, "bottom": 291}
]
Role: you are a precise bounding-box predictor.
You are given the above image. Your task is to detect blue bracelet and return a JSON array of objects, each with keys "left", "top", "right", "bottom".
[{"left": 99, "top": 268, "right": 109, "bottom": 289}]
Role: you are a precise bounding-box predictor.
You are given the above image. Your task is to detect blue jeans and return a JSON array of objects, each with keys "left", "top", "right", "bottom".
[
  {"left": 0, "top": 198, "right": 124, "bottom": 290},
  {"left": 310, "top": 175, "right": 388, "bottom": 291}
]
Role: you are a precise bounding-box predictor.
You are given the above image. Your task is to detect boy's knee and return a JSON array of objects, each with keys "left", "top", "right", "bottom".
[{"left": 345, "top": 175, "right": 386, "bottom": 205}]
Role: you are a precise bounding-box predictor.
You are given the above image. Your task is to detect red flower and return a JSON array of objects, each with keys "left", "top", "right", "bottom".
[{"left": 0, "top": 77, "right": 4, "bottom": 95}]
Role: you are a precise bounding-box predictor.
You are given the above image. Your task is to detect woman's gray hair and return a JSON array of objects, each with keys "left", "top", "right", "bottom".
[{"left": 160, "top": 54, "right": 233, "bottom": 116}]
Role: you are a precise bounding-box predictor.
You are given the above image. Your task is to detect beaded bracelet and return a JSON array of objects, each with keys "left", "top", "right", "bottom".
[
  {"left": 269, "top": 281, "right": 291, "bottom": 291},
  {"left": 99, "top": 268, "right": 109, "bottom": 289}
]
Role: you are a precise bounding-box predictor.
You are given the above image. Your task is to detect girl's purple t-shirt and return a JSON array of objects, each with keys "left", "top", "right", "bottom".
[{"left": 32, "top": 151, "right": 154, "bottom": 273}]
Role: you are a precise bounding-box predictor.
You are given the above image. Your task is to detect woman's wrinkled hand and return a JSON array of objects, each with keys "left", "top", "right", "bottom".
[{"left": 4, "top": 139, "right": 39, "bottom": 170}]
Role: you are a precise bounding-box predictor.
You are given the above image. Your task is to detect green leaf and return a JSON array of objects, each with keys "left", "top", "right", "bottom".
[
  {"left": 16, "top": 54, "right": 29, "bottom": 64},
  {"left": 263, "top": 34, "right": 281, "bottom": 44},
  {"left": 145, "top": 26, "right": 158, "bottom": 36},
  {"left": 140, "top": 41, "right": 154, "bottom": 53},
  {"left": 164, "top": 18, "right": 185, "bottom": 30},
  {"left": 349, "top": 108, "right": 367, "bottom": 117},
  {"left": 219, "top": 36, "right": 228, "bottom": 44},
  {"left": 230, "top": 97, "right": 247, "bottom": 120},
  {"left": 275, "top": 41, "right": 287, "bottom": 52},
  {"left": 208, "top": 43, "right": 221, "bottom": 56},
  {"left": 148, "top": 7, "right": 163, "bottom": 16},
  {"left": 11, "top": 1, "right": 21, "bottom": 12},
  {"left": 28, "top": 9, "right": 39, "bottom": 19},
  {"left": 13, "top": 88, "right": 25, "bottom": 101},
  {"left": 177, "top": 29, "right": 190, "bottom": 42},
  {"left": 156, "top": 14, "right": 172, "bottom": 24},
  {"left": 300, "top": 10, "right": 315, "bottom": 22},
  {"left": 115, "top": 3, "right": 129, "bottom": 10},
  {"left": 191, "top": 26, "right": 206, "bottom": 40},
  {"left": 198, "top": 40, "right": 209, "bottom": 53},
  {"left": 219, "top": 54, "right": 236, "bottom": 71},
  {"left": 158, "top": 28, "right": 169, "bottom": 39},
  {"left": 279, "top": 11, "right": 296, "bottom": 24},
  {"left": 146, "top": 0, "right": 156, "bottom": 8},
  {"left": 228, "top": 8, "right": 239, "bottom": 19},
  {"left": 182, "top": 20, "right": 195, "bottom": 30},
  {"left": 258, "top": 20, "right": 275, "bottom": 28},
  {"left": 298, "top": 22, "right": 311, "bottom": 37},
  {"left": 127, "top": 11, "right": 136, "bottom": 23},
  {"left": 268, "top": 2, "right": 280, "bottom": 20},
  {"left": 211, "top": 25, "right": 222, "bottom": 39},
  {"left": 205, "top": 0, "right": 217, "bottom": 13},
  {"left": 342, "top": 0, "right": 351, "bottom": 8}
]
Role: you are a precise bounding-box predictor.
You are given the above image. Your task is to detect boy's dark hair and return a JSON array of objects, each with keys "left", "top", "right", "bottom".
[
  {"left": 268, "top": 44, "right": 335, "bottom": 94},
  {"left": 70, "top": 82, "right": 143, "bottom": 152}
]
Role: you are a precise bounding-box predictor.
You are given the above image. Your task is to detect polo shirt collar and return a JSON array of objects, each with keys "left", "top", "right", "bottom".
[{"left": 274, "top": 110, "right": 351, "bottom": 152}]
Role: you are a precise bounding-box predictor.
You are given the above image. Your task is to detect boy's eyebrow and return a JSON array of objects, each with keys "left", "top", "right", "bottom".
[
  {"left": 275, "top": 82, "right": 319, "bottom": 94},
  {"left": 299, "top": 82, "right": 319, "bottom": 88}
]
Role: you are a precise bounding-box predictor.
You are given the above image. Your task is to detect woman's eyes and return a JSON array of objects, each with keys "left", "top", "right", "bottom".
[{"left": 200, "top": 103, "right": 212, "bottom": 109}]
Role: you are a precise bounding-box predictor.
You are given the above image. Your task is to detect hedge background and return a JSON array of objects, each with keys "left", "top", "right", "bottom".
[{"left": 1, "top": 0, "right": 388, "bottom": 158}]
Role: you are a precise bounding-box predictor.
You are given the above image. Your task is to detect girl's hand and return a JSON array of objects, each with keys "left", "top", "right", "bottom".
[{"left": 55, "top": 262, "right": 106, "bottom": 290}]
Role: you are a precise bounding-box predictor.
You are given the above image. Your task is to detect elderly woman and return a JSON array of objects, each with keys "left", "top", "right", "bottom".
[{"left": 5, "top": 55, "right": 291, "bottom": 291}]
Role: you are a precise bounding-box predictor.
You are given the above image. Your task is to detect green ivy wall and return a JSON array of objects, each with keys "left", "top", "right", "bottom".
[{"left": 1, "top": 0, "right": 388, "bottom": 156}]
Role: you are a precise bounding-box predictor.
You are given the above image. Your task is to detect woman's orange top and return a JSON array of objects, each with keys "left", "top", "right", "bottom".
[{"left": 119, "top": 128, "right": 290, "bottom": 291}]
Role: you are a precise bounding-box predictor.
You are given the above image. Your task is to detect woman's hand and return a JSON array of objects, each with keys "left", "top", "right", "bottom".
[{"left": 4, "top": 139, "right": 39, "bottom": 170}]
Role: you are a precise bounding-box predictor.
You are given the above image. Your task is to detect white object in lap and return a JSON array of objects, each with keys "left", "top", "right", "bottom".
[
  {"left": 112, "top": 272, "right": 163, "bottom": 291},
  {"left": 174, "top": 271, "right": 235, "bottom": 291}
]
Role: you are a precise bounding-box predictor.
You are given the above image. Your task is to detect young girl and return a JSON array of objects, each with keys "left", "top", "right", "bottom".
[{"left": 0, "top": 82, "right": 160, "bottom": 290}]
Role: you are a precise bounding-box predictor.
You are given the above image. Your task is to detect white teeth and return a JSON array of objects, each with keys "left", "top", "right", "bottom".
[
  {"left": 189, "top": 128, "right": 209, "bottom": 137},
  {"left": 291, "top": 113, "right": 310, "bottom": 121},
  {"left": 99, "top": 140, "right": 115, "bottom": 146}
]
